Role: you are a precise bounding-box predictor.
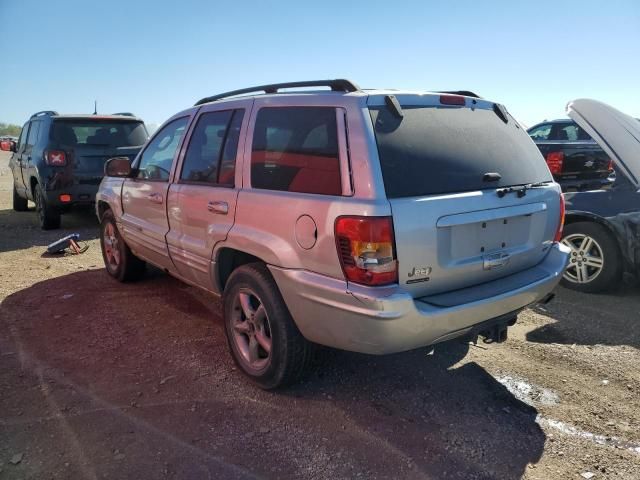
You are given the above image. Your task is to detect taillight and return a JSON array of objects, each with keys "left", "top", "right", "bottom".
[
  {"left": 607, "top": 159, "right": 614, "bottom": 172},
  {"left": 554, "top": 193, "right": 565, "bottom": 242},
  {"left": 45, "top": 150, "right": 66, "bottom": 166},
  {"left": 545, "top": 151, "right": 564, "bottom": 175},
  {"left": 335, "top": 216, "right": 398, "bottom": 286},
  {"left": 439, "top": 94, "right": 466, "bottom": 106}
]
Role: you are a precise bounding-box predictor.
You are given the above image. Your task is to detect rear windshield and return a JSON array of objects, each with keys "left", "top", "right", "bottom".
[
  {"left": 370, "top": 106, "right": 552, "bottom": 198},
  {"left": 51, "top": 119, "right": 148, "bottom": 147}
]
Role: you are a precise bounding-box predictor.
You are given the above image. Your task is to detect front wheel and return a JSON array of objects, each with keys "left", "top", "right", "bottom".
[
  {"left": 100, "top": 209, "right": 146, "bottom": 282},
  {"left": 223, "top": 263, "right": 314, "bottom": 389},
  {"left": 560, "top": 222, "right": 622, "bottom": 293},
  {"left": 13, "top": 183, "right": 28, "bottom": 211}
]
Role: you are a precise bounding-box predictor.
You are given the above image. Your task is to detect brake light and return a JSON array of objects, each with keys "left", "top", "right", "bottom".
[
  {"left": 440, "top": 95, "right": 466, "bottom": 106},
  {"left": 45, "top": 150, "right": 66, "bottom": 166},
  {"left": 335, "top": 216, "right": 398, "bottom": 286},
  {"left": 545, "top": 151, "right": 564, "bottom": 175},
  {"left": 554, "top": 193, "right": 565, "bottom": 242}
]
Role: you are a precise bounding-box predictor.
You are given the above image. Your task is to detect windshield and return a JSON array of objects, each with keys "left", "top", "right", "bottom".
[
  {"left": 370, "top": 105, "right": 552, "bottom": 198},
  {"left": 51, "top": 119, "right": 148, "bottom": 147}
]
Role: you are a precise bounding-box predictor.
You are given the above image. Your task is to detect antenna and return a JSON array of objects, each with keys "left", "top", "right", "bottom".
[{"left": 93, "top": 100, "right": 97, "bottom": 115}]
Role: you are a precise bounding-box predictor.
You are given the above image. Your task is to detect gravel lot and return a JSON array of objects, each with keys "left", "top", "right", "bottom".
[{"left": 1, "top": 150, "right": 639, "bottom": 480}]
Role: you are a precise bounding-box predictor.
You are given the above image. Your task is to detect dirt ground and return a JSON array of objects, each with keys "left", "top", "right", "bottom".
[{"left": 0, "top": 150, "right": 639, "bottom": 480}]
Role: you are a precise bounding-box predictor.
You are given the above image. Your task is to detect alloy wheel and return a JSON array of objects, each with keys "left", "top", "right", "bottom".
[
  {"left": 103, "top": 222, "right": 121, "bottom": 271},
  {"left": 230, "top": 288, "right": 273, "bottom": 372},
  {"left": 561, "top": 233, "right": 604, "bottom": 284}
]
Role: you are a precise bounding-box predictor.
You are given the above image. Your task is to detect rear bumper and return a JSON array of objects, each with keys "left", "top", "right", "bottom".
[
  {"left": 43, "top": 183, "right": 99, "bottom": 207},
  {"left": 269, "top": 242, "right": 569, "bottom": 354}
]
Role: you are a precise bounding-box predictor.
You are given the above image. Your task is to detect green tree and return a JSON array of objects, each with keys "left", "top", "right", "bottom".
[{"left": 0, "top": 122, "right": 22, "bottom": 137}]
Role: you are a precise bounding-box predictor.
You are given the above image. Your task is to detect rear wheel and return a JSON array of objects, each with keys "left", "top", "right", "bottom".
[
  {"left": 560, "top": 222, "right": 622, "bottom": 293},
  {"left": 100, "top": 209, "right": 146, "bottom": 281},
  {"left": 12, "top": 183, "right": 28, "bottom": 211},
  {"left": 223, "top": 263, "right": 314, "bottom": 389},
  {"left": 34, "top": 184, "right": 61, "bottom": 230}
]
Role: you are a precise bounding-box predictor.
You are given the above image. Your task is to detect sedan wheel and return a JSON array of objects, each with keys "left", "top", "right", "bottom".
[{"left": 561, "top": 233, "right": 604, "bottom": 284}]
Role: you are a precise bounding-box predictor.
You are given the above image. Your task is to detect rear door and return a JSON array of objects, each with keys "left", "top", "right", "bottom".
[
  {"left": 567, "top": 99, "right": 640, "bottom": 188},
  {"left": 166, "top": 103, "right": 248, "bottom": 288},
  {"left": 368, "top": 94, "right": 562, "bottom": 297},
  {"left": 120, "top": 116, "right": 190, "bottom": 268}
]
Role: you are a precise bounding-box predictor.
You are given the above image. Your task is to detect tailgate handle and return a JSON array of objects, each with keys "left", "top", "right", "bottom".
[{"left": 208, "top": 200, "right": 228, "bottom": 215}]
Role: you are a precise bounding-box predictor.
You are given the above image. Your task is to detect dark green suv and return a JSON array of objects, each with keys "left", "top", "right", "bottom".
[{"left": 3, "top": 111, "right": 148, "bottom": 229}]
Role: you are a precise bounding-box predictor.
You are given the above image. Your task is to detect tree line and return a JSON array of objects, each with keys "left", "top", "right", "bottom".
[{"left": 0, "top": 123, "right": 22, "bottom": 137}]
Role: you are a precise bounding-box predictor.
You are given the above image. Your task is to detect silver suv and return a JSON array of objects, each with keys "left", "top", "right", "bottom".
[{"left": 96, "top": 80, "right": 569, "bottom": 389}]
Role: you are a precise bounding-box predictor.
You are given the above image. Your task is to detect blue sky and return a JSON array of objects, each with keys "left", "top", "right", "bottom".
[{"left": 1, "top": 0, "right": 638, "bottom": 129}]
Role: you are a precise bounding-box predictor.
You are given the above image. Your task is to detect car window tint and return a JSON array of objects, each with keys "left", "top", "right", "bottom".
[
  {"left": 181, "top": 111, "right": 233, "bottom": 184},
  {"left": 251, "top": 107, "right": 341, "bottom": 195},
  {"left": 136, "top": 117, "right": 188, "bottom": 181},
  {"left": 528, "top": 124, "right": 552, "bottom": 141},
  {"left": 218, "top": 110, "right": 244, "bottom": 186},
  {"left": 371, "top": 105, "right": 552, "bottom": 198},
  {"left": 51, "top": 120, "right": 148, "bottom": 147}
]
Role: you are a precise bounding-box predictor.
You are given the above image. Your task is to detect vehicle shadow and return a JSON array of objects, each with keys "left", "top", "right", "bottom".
[
  {"left": 0, "top": 269, "right": 544, "bottom": 479},
  {"left": 527, "top": 284, "right": 640, "bottom": 349},
  {"left": 0, "top": 206, "right": 99, "bottom": 253}
]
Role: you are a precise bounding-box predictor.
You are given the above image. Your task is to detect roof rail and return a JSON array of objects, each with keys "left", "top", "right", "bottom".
[
  {"left": 194, "top": 79, "right": 360, "bottom": 106},
  {"left": 437, "top": 91, "right": 482, "bottom": 99},
  {"left": 112, "top": 112, "right": 135, "bottom": 117},
  {"left": 30, "top": 110, "right": 58, "bottom": 119}
]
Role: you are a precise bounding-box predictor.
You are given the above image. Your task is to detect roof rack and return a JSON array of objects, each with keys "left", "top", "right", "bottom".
[
  {"left": 30, "top": 110, "right": 58, "bottom": 119},
  {"left": 194, "top": 79, "right": 360, "bottom": 106},
  {"left": 437, "top": 91, "right": 482, "bottom": 99},
  {"left": 112, "top": 112, "right": 136, "bottom": 117}
]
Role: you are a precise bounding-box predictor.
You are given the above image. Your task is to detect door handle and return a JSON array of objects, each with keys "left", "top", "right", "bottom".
[
  {"left": 207, "top": 200, "right": 228, "bottom": 215},
  {"left": 147, "top": 193, "right": 163, "bottom": 204}
]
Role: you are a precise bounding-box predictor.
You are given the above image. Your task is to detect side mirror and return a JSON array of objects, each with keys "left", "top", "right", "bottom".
[{"left": 105, "top": 157, "right": 132, "bottom": 177}]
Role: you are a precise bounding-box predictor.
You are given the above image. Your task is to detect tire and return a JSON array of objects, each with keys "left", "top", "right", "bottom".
[
  {"left": 560, "top": 222, "right": 622, "bottom": 293},
  {"left": 223, "top": 263, "right": 314, "bottom": 389},
  {"left": 12, "top": 183, "right": 28, "bottom": 211},
  {"left": 100, "top": 209, "right": 146, "bottom": 282},
  {"left": 34, "top": 184, "right": 61, "bottom": 230}
]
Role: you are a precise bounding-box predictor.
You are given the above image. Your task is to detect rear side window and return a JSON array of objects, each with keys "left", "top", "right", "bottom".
[
  {"left": 549, "top": 122, "right": 592, "bottom": 141},
  {"left": 251, "top": 107, "right": 341, "bottom": 195},
  {"left": 51, "top": 120, "right": 148, "bottom": 147},
  {"left": 180, "top": 109, "right": 244, "bottom": 186},
  {"left": 370, "top": 106, "right": 552, "bottom": 198}
]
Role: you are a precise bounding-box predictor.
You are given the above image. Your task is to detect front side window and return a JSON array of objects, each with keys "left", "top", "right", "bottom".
[
  {"left": 136, "top": 117, "right": 188, "bottom": 181},
  {"left": 180, "top": 110, "right": 244, "bottom": 185},
  {"left": 26, "top": 121, "right": 41, "bottom": 149},
  {"left": 528, "top": 123, "right": 552, "bottom": 141},
  {"left": 251, "top": 107, "right": 341, "bottom": 195},
  {"left": 17, "top": 122, "right": 29, "bottom": 151}
]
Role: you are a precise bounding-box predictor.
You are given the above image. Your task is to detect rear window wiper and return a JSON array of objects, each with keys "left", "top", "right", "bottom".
[{"left": 497, "top": 181, "right": 550, "bottom": 198}]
